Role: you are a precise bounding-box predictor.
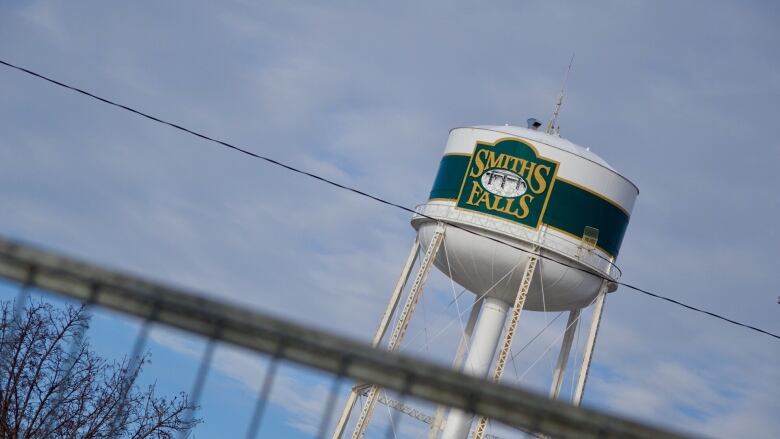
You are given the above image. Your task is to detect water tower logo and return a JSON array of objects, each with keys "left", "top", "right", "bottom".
[{"left": 457, "top": 139, "right": 559, "bottom": 228}]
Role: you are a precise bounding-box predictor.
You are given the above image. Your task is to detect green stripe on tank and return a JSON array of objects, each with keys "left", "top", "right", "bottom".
[
  {"left": 429, "top": 155, "right": 471, "bottom": 200},
  {"left": 543, "top": 182, "right": 629, "bottom": 257},
  {"left": 427, "top": 155, "right": 630, "bottom": 256}
]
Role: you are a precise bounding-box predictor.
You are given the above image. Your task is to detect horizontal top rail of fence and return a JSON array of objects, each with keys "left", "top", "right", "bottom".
[{"left": 0, "top": 235, "right": 698, "bottom": 439}]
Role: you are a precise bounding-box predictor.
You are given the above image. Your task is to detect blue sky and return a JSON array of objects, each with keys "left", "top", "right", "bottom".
[{"left": 1, "top": 1, "right": 779, "bottom": 438}]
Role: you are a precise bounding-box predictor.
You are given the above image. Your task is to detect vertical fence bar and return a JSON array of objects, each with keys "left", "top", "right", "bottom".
[
  {"left": 106, "top": 311, "right": 155, "bottom": 436},
  {"left": 178, "top": 337, "right": 217, "bottom": 439},
  {"left": 317, "top": 375, "right": 346, "bottom": 439},
  {"left": 245, "top": 352, "right": 281, "bottom": 439}
]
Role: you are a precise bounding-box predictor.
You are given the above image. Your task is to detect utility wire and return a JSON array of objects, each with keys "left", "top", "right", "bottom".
[{"left": 1, "top": 58, "right": 777, "bottom": 341}]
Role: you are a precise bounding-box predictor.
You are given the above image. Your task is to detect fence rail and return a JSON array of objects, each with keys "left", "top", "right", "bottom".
[{"left": 0, "top": 235, "right": 696, "bottom": 439}]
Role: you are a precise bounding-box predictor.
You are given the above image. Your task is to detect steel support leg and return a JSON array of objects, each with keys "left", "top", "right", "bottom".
[
  {"left": 572, "top": 281, "right": 608, "bottom": 406},
  {"left": 549, "top": 309, "right": 580, "bottom": 400},
  {"left": 472, "top": 251, "right": 539, "bottom": 439},
  {"left": 350, "top": 224, "right": 446, "bottom": 438},
  {"left": 331, "top": 240, "right": 420, "bottom": 439}
]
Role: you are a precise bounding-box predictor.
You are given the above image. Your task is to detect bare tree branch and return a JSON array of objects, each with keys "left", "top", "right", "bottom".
[{"left": 0, "top": 299, "right": 201, "bottom": 438}]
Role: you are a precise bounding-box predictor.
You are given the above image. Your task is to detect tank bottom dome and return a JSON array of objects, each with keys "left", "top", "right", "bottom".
[{"left": 416, "top": 221, "right": 604, "bottom": 311}]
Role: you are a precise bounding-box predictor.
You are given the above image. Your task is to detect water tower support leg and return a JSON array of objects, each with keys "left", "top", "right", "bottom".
[
  {"left": 331, "top": 239, "right": 420, "bottom": 439},
  {"left": 472, "top": 249, "right": 540, "bottom": 439},
  {"left": 350, "top": 224, "right": 446, "bottom": 438},
  {"left": 441, "top": 296, "right": 508, "bottom": 439},
  {"left": 549, "top": 309, "right": 581, "bottom": 400},
  {"left": 429, "top": 297, "right": 483, "bottom": 439},
  {"left": 572, "top": 281, "right": 608, "bottom": 406}
]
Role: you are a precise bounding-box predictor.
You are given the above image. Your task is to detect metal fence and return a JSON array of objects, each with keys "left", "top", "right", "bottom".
[{"left": 0, "top": 235, "right": 696, "bottom": 439}]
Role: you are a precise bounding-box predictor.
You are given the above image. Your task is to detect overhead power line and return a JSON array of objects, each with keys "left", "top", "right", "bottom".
[{"left": 1, "top": 58, "right": 777, "bottom": 341}]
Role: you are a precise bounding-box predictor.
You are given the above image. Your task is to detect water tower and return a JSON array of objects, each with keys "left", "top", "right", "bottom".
[{"left": 333, "top": 119, "right": 638, "bottom": 439}]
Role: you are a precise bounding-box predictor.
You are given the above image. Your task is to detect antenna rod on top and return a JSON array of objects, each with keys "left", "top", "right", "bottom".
[{"left": 545, "top": 53, "right": 575, "bottom": 137}]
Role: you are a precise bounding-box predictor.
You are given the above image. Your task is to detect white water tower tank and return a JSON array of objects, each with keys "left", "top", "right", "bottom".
[
  {"left": 334, "top": 123, "right": 640, "bottom": 439},
  {"left": 413, "top": 125, "right": 638, "bottom": 311}
]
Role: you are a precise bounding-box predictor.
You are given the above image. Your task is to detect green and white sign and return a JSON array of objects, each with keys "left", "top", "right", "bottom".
[{"left": 456, "top": 139, "right": 559, "bottom": 229}]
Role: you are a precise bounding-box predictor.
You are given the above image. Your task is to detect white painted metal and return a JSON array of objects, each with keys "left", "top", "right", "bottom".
[
  {"left": 416, "top": 222, "right": 602, "bottom": 311},
  {"left": 441, "top": 297, "right": 509, "bottom": 439},
  {"left": 378, "top": 392, "right": 433, "bottom": 424},
  {"left": 463, "top": 297, "right": 509, "bottom": 377},
  {"left": 347, "top": 122, "right": 635, "bottom": 436},
  {"left": 415, "top": 203, "right": 619, "bottom": 281},
  {"left": 331, "top": 392, "right": 359, "bottom": 439},
  {"left": 441, "top": 126, "right": 639, "bottom": 211},
  {"left": 413, "top": 124, "right": 637, "bottom": 312},
  {"left": 374, "top": 240, "right": 421, "bottom": 346},
  {"left": 351, "top": 225, "right": 445, "bottom": 438},
  {"left": 572, "top": 281, "right": 609, "bottom": 406},
  {"left": 429, "top": 298, "right": 483, "bottom": 439},
  {"left": 544, "top": 54, "right": 574, "bottom": 137},
  {"left": 428, "top": 403, "right": 447, "bottom": 439},
  {"left": 376, "top": 393, "right": 505, "bottom": 439},
  {"left": 331, "top": 240, "right": 420, "bottom": 439},
  {"left": 454, "top": 297, "right": 484, "bottom": 372},
  {"left": 473, "top": 251, "right": 540, "bottom": 439},
  {"left": 549, "top": 309, "right": 580, "bottom": 400}
]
